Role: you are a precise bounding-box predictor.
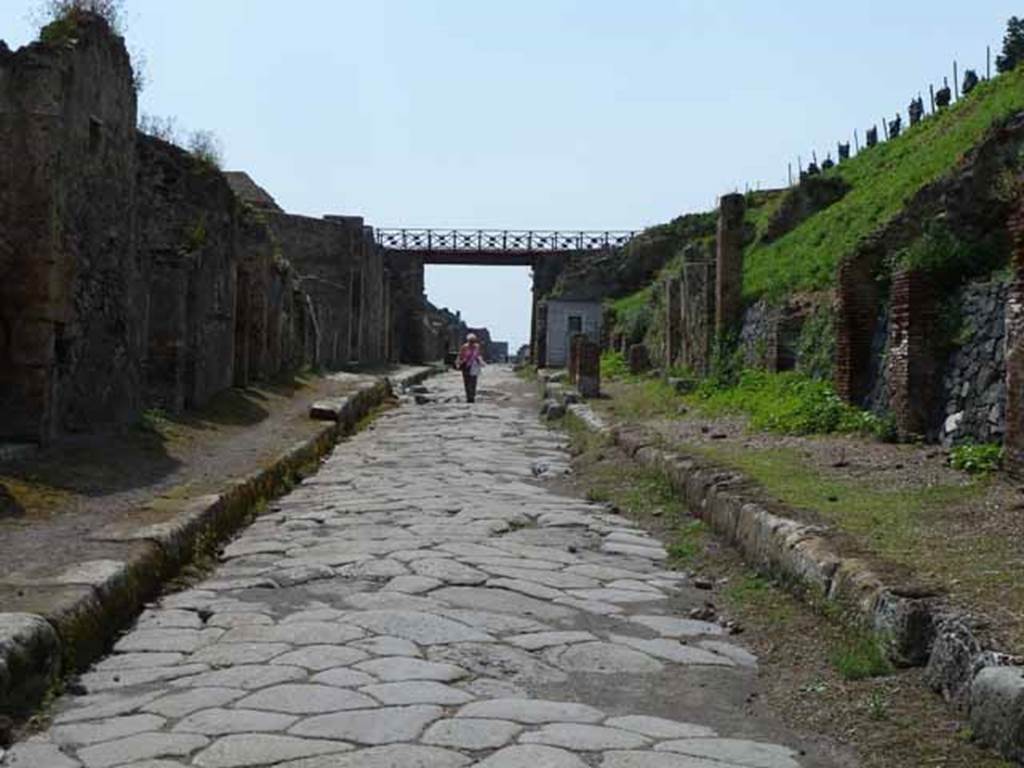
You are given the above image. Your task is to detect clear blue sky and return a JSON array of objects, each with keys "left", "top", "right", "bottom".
[{"left": 3, "top": 1, "right": 1019, "bottom": 349}]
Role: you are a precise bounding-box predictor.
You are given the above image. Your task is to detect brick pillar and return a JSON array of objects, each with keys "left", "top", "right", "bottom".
[
  {"left": 577, "top": 339, "right": 601, "bottom": 398},
  {"left": 568, "top": 333, "right": 585, "bottom": 384},
  {"left": 716, "top": 193, "right": 747, "bottom": 338},
  {"left": 887, "top": 270, "right": 938, "bottom": 439},
  {"left": 1005, "top": 202, "right": 1024, "bottom": 470},
  {"left": 628, "top": 344, "right": 650, "bottom": 374},
  {"left": 835, "top": 243, "right": 885, "bottom": 404},
  {"left": 534, "top": 302, "right": 548, "bottom": 368},
  {"left": 665, "top": 276, "right": 682, "bottom": 371}
]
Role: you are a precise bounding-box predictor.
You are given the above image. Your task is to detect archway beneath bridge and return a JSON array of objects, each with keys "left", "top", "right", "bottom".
[{"left": 377, "top": 229, "right": 635, "bottom": 365}]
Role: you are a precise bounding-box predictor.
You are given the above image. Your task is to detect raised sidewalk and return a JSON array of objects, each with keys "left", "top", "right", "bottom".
[{"left": 0, "top": 366, "right": 434, "bottom": 721}]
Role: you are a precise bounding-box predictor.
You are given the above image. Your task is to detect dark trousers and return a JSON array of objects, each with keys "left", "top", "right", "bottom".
[{"left": 461, "top": 369, "right": 478, "bottom": 403}]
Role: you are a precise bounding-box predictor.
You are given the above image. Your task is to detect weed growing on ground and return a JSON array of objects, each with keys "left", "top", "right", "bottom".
[
  {"left": 667, "top": 520, "right": 707, "bottom": 563},
  {"left": 830, "top": 633, "right": 892, "bottom": 681},
  {"left": 949, "top": 442, "right": 1003, "bottom": 474}
]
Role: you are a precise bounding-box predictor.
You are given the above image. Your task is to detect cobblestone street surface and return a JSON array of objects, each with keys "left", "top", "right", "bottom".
[{"left": 4, "top": 368, "right": 844, "bottom": 768}]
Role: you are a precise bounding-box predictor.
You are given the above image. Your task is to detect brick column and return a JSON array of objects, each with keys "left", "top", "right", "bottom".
[
  {"left": 534, "top": 302, "right": 548, "bottom": 368},
  {"left": 568, "top": 333, "right": 585, "bottom": 384},
  {"left": 577, "top": 339, "right": 601, "bottom": 398},
  {"left": 716, "top": 193, "right": 747, "bottom": 338},
  {"left": 887, "top": 270, "right": 938, "bottom": 439},
  {"left": 665, "top": 276, "right": 682, "bottom": 370},
  {"left": 1005, "top": 202, "right": 1024, "bottom": 470}
]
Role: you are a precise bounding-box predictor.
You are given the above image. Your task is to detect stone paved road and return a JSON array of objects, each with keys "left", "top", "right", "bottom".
[{"left": 4, "top": 368, "right": 845, "bottom": 768}]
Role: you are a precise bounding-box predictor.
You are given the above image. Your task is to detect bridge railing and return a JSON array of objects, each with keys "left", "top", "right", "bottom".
[{"left": 375, "top": 229, "right": 637, "bottom": 252}]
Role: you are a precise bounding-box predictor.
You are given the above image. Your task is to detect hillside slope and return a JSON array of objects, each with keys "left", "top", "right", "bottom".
[{"left": 743, "top": 66, "right": 1024, "bottom": 302}]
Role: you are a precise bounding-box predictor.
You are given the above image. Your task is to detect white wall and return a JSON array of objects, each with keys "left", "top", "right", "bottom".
[{"left": 545, "top": 301, "right": 602, "bottom": 367}]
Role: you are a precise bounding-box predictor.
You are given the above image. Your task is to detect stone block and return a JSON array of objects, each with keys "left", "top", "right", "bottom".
[{"left": 969, "top": 666, "right": 1024, "bottom": 762}]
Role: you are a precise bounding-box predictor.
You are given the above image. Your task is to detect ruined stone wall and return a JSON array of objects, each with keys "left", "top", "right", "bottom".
[
  {"left": 266, "top": 213, "right": 355, "bottom": 368},
  {"left": 136, "top": 134, "right": 239, "bottom": 411},
  {"left": 939, "top": 279, "right": 1009, "bottom": 445},
  {"left": 679, "top": 243, "right": 716, "bottom": 375},
  {"left": 0, "top": 17, "right": 143, "bottom": 442}
]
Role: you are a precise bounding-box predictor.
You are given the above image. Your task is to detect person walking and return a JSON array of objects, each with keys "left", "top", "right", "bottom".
[{"left": 456, "top": 333, "right": 485, "bottom": 403}]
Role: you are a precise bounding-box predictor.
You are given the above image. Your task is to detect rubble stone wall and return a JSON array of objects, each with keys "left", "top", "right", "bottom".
[{"left": 0, "top": 17, "right": 143, "bottom": 442}]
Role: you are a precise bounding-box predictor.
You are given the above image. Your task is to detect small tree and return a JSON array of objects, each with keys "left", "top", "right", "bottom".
[
  {"left": 39, "top": 0, "right": 124, "bottom": 33},
  {"left": 187, "top": 130, "right": 224, "bottom": 170},
  {"left": 996, "top": 15, "right": 1024, "bottom": 73},
  {"left": 138, "top": 114, "right": 180, "bottom": 144}
]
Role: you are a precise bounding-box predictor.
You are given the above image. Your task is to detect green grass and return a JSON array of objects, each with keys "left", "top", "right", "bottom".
[
  {"left": 600, "top": 350, "right": 629, "bottom": 380},
  {"left": 831, "top": 634, "right": 893, "bottom": 681},
  {"left": 690, "top": 369, "right": 894, "bottom": 438},
  {"left": 744, "top": 66, "right": 1024, "bottom": 301},
  {"left": 692, "top": 442, "right": 980, "bottom": 565}
]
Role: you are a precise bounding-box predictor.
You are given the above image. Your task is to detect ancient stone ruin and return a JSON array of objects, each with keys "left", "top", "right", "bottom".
[{"left": 0, "top": 15, "right": 444, "bottom": 446}]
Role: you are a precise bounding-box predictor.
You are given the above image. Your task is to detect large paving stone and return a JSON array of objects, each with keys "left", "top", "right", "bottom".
[
  {"left": 608, "top": 636, "right": 734, "bottom": 667},
  {"left": 655, "top": 738, "right": 802, "bottom": 768},
  {"left": 601, "top": 753, "right": 740, "bottom": 768},
  {"left": 344, "top": 610, "right": 493, "bottom": 644},
  {"left": 354, "top": 657, "right": 468, "bottom": 682},
  {"left": 235, "top": 684, "right": 377, "bottom": 714},
  {"left": 605, "top": 716, "right": 716, "bottom": 740},
  {"left": 360, "top": 680, "right": 474, "bottom": 705},
  {"left": 172, "top": 708, "right": 299, "bottom": 735},
  {"left": 350, "top": 636, "right": 422, "bottom": 657},
  {"left": 192, "top": 734, "right": 351, "bottom": 767},
  {"left": 2, "top": 739, "right": 82, "bottom": 768},
  {"left": 93, "top": 652, "right": 185, "bottom": 671},
  {"left": 288, "top": 704, "right": 443, "bottom": 744},
  {"left": 456, "top": 698, "right": 605, "bottom": 724},
  {"left": 310, "top": 667, "right": 377, "bottom": 687},
  {"left": 171, "top": 664, "right": 307, "bottom": 690},
  {"left": 77, "top": 732, "right": 209, "bottom": 768},
  {"left": 54, "top": 691, "right": 163, "bottom": 724},
  {"left": 507, "top": 631, "right": 596, "bottom": 650},
  {"left": 431, "top": 587, "right": 575, "bottom": 621},
  {"left": 547, "top": 642, "right": 663, "bottom": 674},
  {"left": 219, "top": 622, "right": 363, "bottom": 645},
  {"left": 275, "top": 743, "right": 471, "bottom": 768},
  {"left": 113, "top": 629, "right": 220, "bottom": 654},
  {"left": 143, "top": 687, "right": 247, "bottom": 718},
  {"left": 429, "top": 642, "right": 568, "bottom": 684},
  {"left": 190, "top": 642, "right": 292, "bottom": 666},
  {"left": 520, "top": 723, "right": 650, "bottom": 750},
  {"left": 410, "top": 559, "right": 488, "bottom": 585},
  {"left": 51, "top": 713, "right": 167, "bottom": 746},
  {"left": 624, "top": 616, "right": 725, "bottom": 638},
  {"left": 270, "top": 645, "right": 369, "bottom": 670},
  {"left": 421, "top": 717, "right": 523, "bottom": 750},
  {"left": 474, "top": 744, "right": 589, "bottom": 768}
]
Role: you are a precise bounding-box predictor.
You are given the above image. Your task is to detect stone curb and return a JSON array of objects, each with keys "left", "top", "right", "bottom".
[
  {"left": 555, "top": 390, "right": 1024, "bottom": 763},
  {"left": 0, "top": 366, "right": 437, "bottom": 720}
]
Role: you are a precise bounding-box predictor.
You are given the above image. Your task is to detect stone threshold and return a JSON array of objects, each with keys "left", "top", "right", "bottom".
[
  {"left": 541, "top": 377, "right": 1024, "bottom": 764},
  {"left": 0, "top": 366, "right": 438, "bottom": 724}
]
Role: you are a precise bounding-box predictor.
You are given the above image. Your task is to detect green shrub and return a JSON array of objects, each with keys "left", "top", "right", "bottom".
[
  {"left": 600, "top": 350, "right": 629, "bottom": 380},
  {"left": 693, "top": 369, "right": 891, "bottom": 437},
  {"left": 949, "top": 442, "right": 1003, "bottom": 474}
]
